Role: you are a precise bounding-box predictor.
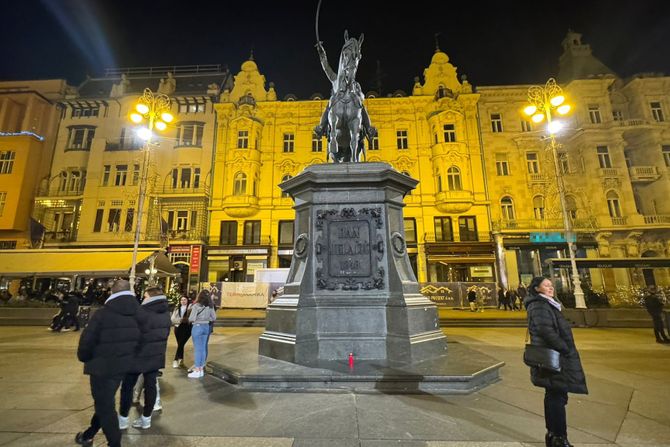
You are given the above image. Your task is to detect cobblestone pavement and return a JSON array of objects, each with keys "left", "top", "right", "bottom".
[{"left": 0, "top": 326, "right": 668, "bottom": 446}]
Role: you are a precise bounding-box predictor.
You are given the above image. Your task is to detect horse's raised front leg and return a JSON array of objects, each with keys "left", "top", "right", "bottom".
[{"left": 328, "top": 113, "right": 339, "bottom": 162}]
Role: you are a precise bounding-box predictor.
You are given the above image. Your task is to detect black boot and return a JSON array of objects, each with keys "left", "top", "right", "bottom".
[
  {"left": 545, "top": 431, "right": 555, "bottom": 447},
  {"left": 551, "top": 435, "right": 574, "bottom": 447}
]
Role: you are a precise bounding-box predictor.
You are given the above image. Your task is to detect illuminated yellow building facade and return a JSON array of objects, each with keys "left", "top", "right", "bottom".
[
  {"left": 0, "top": 80, "right": 66, "bottom": 248},
  {"left": 1, "top": 31, "right": 668, "bottom": 300}
]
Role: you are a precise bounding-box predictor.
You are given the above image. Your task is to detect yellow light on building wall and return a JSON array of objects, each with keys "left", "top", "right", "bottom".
[
  {"left": 135, "top": 103, "right": 149, "bottom": 115},
  {"left": 161, "top": 112, "right": 174, "bottom": 123},
  {"left": 531, "top": 113, "right": 545, "bottom": 123},
  {"left": 557, "top": 104, "right": 571, "bottom": 115},
  {"left": 523, "top": 105, "right": 537, "bottom": 116},
  {"left": 550, "top": 95, "right": 565, "bottom": 106},
  {"left": 130, "top": 113, "right": 143, "bottom": 123}
]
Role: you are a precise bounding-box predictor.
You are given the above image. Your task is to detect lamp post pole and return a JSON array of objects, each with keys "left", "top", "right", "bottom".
[
  {"left": 526, "top": 78, "right": 586, "bottom": 309},
  {"left": 128, "top": 88, "right": 173, "bottom": 289}
]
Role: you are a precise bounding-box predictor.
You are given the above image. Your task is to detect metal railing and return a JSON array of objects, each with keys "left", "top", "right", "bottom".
[
  {"left": 611, "top": 217, "right": 627, "bottom": 225},
  {"left": 35, "top": 187, "right": 85, "bottom": 197},
  {"left": 424, "top": 232, "right": 492, "bottom": 243},
  {"left": 159, "top": 186, "right": 209, "bottom": 195},
  {"left": 628, "top": 166, "right": 660, "bottom": 181},
  {"left": 643, "top": 215, "right": 670, "bottom": 225},
  {"left": 599, "top": 168, "right": 620, "bottom": 177},
  {"left": 492, "top": 217, "right": 597, "bottom": 232},
  {"left": 104, "top": 64, "right": 223, "bottom": 77}
]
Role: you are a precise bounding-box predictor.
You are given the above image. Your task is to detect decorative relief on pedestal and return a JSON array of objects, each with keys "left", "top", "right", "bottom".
[
  {"left": 391, "top": 232, "right": 406, "bottom": 256},
  {"left": 314, "top": 207, "right": 385, "bottom": 291},
  {"left": 294, "top": 233, "right": 308, "bottom": 258}
]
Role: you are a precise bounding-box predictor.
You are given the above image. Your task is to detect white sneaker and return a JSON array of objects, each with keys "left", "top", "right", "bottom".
[
  {"left": 132, "top": 415, "right": 151, "bottom": 429},
  {"left": 153, "top": 400, "right": 162, "bottom": 412},
  {"left": 187, "top": 369, "right": 203, "bottom": 378},
  {"left": 187, "top": 365, "right": 195, "bottom": 373},
  {"left": 118, "top": 415, "right": 129, "bottom": 430},
  {"left": 172, "top": 360, "right": 180, "bottom": 368}
]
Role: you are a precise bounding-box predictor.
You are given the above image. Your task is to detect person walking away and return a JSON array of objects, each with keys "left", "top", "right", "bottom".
[
  {"left": 643, "top": 286, "right": 670, "bottom": 343},
  {"left": 75, "top": 279, "right": 142, "bottom": 447},
  {"left": 525, "top": 276, "right": 587, "bottom": 447},
  {"left": 61, "top": 291, "right": 80, "bottom": 331},
  {"left": 118, "top": 287, "right": 171, "bottom": 430},
  {"left": 467, "top": 287, "right": 477, "bottom": 312},
  {"left": 497, "top": 286, "right": 506, "bottom": 310},
  {"left": 188, "top": 290, "right": 216, "bottom": 378},
  {"left": 508, "top": 288, "right": 519, "bottom": 311},
  {"left": 171, "top": 295, "right": 192, "bottom": 367}
]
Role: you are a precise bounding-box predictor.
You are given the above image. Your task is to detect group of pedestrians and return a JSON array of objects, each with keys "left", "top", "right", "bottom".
[
  {"left": 74, "top": 280, "right": 216, "bottom": 447},
  {"left": 498, "top": 284, "right": 526, "bottom": 311}
]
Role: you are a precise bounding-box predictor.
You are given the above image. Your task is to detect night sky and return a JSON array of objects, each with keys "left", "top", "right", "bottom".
[{"left": 3, "top": 0, "right": 670, "bottom": 98}]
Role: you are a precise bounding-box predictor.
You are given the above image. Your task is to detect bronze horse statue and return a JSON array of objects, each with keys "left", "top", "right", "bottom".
[{"left": 314, "top": 31, "right": 376, "bottom": 163}]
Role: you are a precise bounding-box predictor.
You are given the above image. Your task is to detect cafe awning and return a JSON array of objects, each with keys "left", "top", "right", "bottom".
[
  {"left": 0, "top": 248, "right": 177, "bottom": 278},
  {"left": 547, "top": 257, "right": 670, "bottom": 269}
]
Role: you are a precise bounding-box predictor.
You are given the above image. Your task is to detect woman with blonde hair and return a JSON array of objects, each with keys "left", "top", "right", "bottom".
[{"left": 187, "top": 290, "right": 216, "bottom": 378}]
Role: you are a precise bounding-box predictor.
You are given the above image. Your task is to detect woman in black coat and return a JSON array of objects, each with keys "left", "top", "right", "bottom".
[
  {"left": 171, "top": 295, "right": 192, "bottom": 367},
  {"left": 525, "top": 276, "right": 588, "bottom": 447}
]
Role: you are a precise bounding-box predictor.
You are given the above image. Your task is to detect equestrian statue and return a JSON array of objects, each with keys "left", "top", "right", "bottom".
[{"left": 314, "top": 24, "right": 376, "bottom": 162}]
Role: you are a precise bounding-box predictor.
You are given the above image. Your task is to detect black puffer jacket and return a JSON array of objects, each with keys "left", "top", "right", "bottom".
[
  {"left": 524, "top": 293, "right": 588, "bottom": 394},
  {"left": 77, "top": 292, "right": 141, "bottom": 377},
  {"left": 131, "top": 295, "right": 171, "bottom": 373}
]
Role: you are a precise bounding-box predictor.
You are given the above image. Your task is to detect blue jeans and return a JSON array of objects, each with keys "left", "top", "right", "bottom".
[{"left": 191, "top": 324, "right": 210, "bottom": 368}]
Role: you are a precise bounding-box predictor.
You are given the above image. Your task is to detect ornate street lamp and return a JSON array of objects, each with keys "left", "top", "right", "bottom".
[
  {"left": 524, "top": 78, "right": 587, "bottom": 309},
  {"left": 128, "top": 88, "right": 173, "bottom": 288}
]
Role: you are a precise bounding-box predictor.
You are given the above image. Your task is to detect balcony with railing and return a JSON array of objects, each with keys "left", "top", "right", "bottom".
[
  {"left": 43, "top": 230, "right": 77, "bottom": 243},
  {"left": 611, "top": 216, "right": 628, "bottom": 225},
  {"left": 104, "top": 140, "right": 143, "bottom": 151},
  {"left": 35, "top": 186, "right": 85, "bottom": 199},
  {"left": 492, "top": 217, "right": 597, "bottom": 232},
  {"left": 221, "top": 194, "right": 260, "bottom": 218},
  {"left": 527, "top": 173, "right": 549, "bottom": 183},
  {"left": 643, "top": 215, "right": 670, "bottom": 225},
  {"left": 164, "top": 229, "right": 207, "bottom": 242},
  {"left": 424, "top": 232, "right": 492, "bottom": 244},
  {"left": 434, "top": 190, "right": 474, "bottom": 213},
  {"left": 598, "top": 168, "right": 620, "bottom": 178},
  {"left": 158, "top": 186, "right": 210, "bottom": 197},
  {"left": 616, "top": 119, "right": 650, "bottom": 127},
  {"left": 628, "top": 166, "right": 661, "bottom": 182}
]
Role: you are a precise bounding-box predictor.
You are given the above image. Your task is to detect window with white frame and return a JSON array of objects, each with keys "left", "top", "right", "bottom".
[
  {"left": 559, "top": 152, "right": 570, "bottom": 174},
  {"left": 565, "top": 195, "right": 578, "bottom": 220},
  {"left": 612, "top": 110, "right": 623, "bottom": 121},
  {"left": 495, "top": 154, "right": 510, "bottom": 176},
  {"left": 597, "top": 146, "right": 612, "bottom": 168},
  {"left": 72, "top": 106, "right": 99, "bottom": 118},
  {"left": 606, "top": 191, "right": 622, "bottom": 217},
  {"left": 663, "top": 145, "right": 670, "bottom": 167},
  {"left": 237, "top": 130, "right": 249, "bottom": 149},
  {"left": 114, "top": 165, "right": 128, "bottom": 186},
  {"left": 281, "top": 174, "right": 291, "bottom": 198},
  {"left": 178, "top": 101, "right": 206, "bottom": 114},
  {"left": 0, "top": 151, "right": 15, "bottom": 174},
  {"left": 312, "top": 133, "right": 323, "bottom": 152},
  {"left": 0, "top": 192, "right": 6, "bottom": 216},
  {"left": 176, "top": 122, "right": 204, "bottom": 147},
  {"left": 526, "top": 152, "right": 539, "bottom": 174},
  {"left": 107, "top": 207, "right": 121, "bottom": 232},
  {"left": 233, "top": 172, "right": 247, "bottom": 195},
  {"left": 447, "top": 166, "right": 462, "bottom": 190},
  {"left": 501, "top": 196, "right": 515, "bottom": 220},
  {"left": 650, "top": 101, "right": 665, "bottom": 122},
  {"left": 520, "top": 120, "right": 532, "bottom": 132},
  {"left": 66, "top": 126, "right": 96, "bottom": 150},
  {"left": 283, "top": 133, "right": 295, "bottom": 152},
  {"left": 396, "top": 130, "right": 408, "bottom": 149},
  {"left": 533, "top": 195, "right": 545, "bottom": 220},
  {"left": 102, "top": 165, "right": 110, "bottom": 186},
  {"left": 443, "top": 124, "right": 456, "bottom": 142},
  {"left": 369, "top": 135, "right": 379, "bottom": 150},
  {"left": 67, "top": 171, "right": 81, "bottom": 192},
  {"left": 588, "top": 105, "right": 602, "bottom": 124},
  {"left": 490, "top": 113, "right": 503, "bottom": 132},
  {"left": 132, "top": 164, "right": 140, "bottom": 186}
]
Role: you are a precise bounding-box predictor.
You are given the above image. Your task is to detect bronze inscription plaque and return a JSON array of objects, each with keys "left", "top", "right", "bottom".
[{"left": 328, "top": 220, "right": 371, "bottom": 277}]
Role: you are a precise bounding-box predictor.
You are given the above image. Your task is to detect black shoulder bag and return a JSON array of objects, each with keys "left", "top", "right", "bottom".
[{"left": 523, "top": 310, "right": 561, "bottom": 372}]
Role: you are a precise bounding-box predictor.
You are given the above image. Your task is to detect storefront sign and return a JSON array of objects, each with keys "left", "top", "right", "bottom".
[
  {"left": 202, "top": 281, "right": 270, "bottom": 308},
  {"left": 190, "top": 245, "right": 201, "bottom": 274},
  {"left": 420, "top": 282, "right": 496, "bottom": 307},
  {"left": 469, "top": 266, "right": 493, "bottom": 278}
]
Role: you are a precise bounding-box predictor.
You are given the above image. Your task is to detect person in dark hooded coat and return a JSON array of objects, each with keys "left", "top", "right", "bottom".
[
  {"left": 525, "top": 276, "right": 587, "bottom": 447},
  {"left": 118, "top": 286, "right": 171, "bottom": 430},
  {"left": 75, "top": 279, "right": 142, "bottom": 447}
]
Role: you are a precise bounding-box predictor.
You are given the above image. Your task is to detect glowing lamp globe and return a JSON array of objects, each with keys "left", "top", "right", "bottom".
[
  {"left": 548, "top": 120, "right": 563, "bottom": 134},
  {"left": 523, "top": 105, "right": 537, "bottom": 116},
  {"left": 135, "top": 103, "right": 149, "bottom": 115},
  {"left": 531, "top": 113, "right": 545, "bottom": 123},
  {"left": 130, "top": 113, "right": 143, "bottom": 123},
  {"left": 557, "top": 104, "right": 571, "bottom": 115},
  {"left": 550, "top": 95, "right": 565, "bottom": 107},
  {"left": 155, "top": 121, "right": 167, "bottom": 131},
  {"left": 161, "top": 112, "right": 174, "bottom": 123}
]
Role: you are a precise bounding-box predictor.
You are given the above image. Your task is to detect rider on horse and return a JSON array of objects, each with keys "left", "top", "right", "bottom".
[{"left": 314, "top": 31, "right": 376, "bottom": 163}]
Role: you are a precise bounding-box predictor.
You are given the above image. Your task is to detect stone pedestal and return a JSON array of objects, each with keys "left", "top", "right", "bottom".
[{"left": 259, "top": 163, "right": 447, "bottom": 365}]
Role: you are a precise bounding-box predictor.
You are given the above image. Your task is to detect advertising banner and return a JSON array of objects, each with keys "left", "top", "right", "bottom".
[
  {"left": 190, "top": 245, "right": 202, "bottom": 274},
  {"left": 201, "top": 282, "right": 270, "bottom": 308},
  {"left": 420, "top": 282, "right": 496, "bottom": 307}
]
